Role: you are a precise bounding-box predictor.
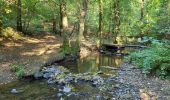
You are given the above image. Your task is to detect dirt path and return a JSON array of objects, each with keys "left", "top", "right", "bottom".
[{"left": 0, "top": 34, "right": 63, "bottom": 84}]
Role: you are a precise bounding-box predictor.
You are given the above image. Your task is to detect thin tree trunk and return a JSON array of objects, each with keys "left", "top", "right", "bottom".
[
  {"left": 141, "top": 0, "right": 144, "bottom": 21},
  {"left": 140, "top": 0, "right": 144, "bottom": 39},
  {"left": 16, "top": 0, "right": 22, "bottom": 32},
  {"left": 0, "top": 17, "right": 2, "bottom": 34},
  {"left": 52, "top": 14, "right": 56, "bottom": 33}
]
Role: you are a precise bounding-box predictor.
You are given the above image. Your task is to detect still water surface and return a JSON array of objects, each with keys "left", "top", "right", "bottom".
[{"left": 0, "top": 52, "right": 128, "bottom": 99}]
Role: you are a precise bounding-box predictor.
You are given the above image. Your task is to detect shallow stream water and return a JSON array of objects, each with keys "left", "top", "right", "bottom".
[{"left": 0, "top": 48, "right": 136, "bottom": 99}]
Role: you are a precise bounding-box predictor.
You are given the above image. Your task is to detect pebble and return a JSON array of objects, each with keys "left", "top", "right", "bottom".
[
  {"left": 11, "top": 89, "right": 18, "bottom": 94},
  {"left": 63, "top": 86, "right": 71, "bottom": 93}
]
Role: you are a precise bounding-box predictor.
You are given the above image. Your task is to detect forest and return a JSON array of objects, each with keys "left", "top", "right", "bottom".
[{"left": 0, "top": 0, "right": 170, "bottom": 99}]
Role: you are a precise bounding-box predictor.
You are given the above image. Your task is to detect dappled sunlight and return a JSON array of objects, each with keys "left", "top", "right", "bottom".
[
  {"left": 24, "top": 37, "right": 46, "bottom": 44},
  {"left": 20, "top": 44, "right": 61, "bottom": 56},
  {"left": 0, "top": 38, "right": 3, "bottom": 42},
  {"left": 2, "top": 42, "right": 23, "bottom": 47}
]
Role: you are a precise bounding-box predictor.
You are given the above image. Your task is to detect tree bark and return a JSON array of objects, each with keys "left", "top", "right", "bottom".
[
  {"left": 59, "top": 0, "right": 68, "bottom": 34},
  {"left": 140, "top": 0, "right": 144, "bottom": 39},
  {"left": 96, "top": 0, "right": 103, "bottom": 47},
  {"left": 59, "top": 0, "right": 69, "bottom": 49},
  {"left": 141, "top": 0, "right": 144, "bottom": 21},
  {"left": 78, "top": 0, "right": 88, "bottom": 41},
  {"left": 16, "top": 0, "right": 22, "bottom": 32},
  {"left": 52, "top": 14, "right": 56, "bottom": 33},
  {"left": 112, "top": 0, "right": 120, "bottom": 43},
  {"left": 98, "top": 0, "right": 103, "bottom": 37},
  {"left": 0, "top": 19, "right": 2, "bottom": 34}
]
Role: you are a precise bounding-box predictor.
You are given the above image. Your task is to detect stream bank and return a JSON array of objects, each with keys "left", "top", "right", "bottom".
[{"left": 1, "top": 42, "right": 170, "bottom": 100}]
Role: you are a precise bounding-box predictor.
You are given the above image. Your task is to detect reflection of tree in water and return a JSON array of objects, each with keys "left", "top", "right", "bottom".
[
  {"left": 78, "top": 56, "right": 98, "bottom": 73},
  {"left": 76, "top": 54, "right": 124, "bottom": 74}
]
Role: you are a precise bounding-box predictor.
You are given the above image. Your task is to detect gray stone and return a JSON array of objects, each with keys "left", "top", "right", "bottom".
[
  {"left": 34, "top": 72, "right": 43, "bottom": 79},
  {"left": 92, "top": 76, "right": 104, "bottom": 86},
  {"left": 47, "top": 78, "right": 56, "bottom": 84},
  {"left": 57, "top": 93, "right": 63, "bottom": 97},
  {"left": 11, "top": 89, "right": 18, "bottom": 94},
  {"left": 63, "top": 86, "right": 71, "bottom": 93},
  {"left": 43, "top": 72, "right": 54, "bottom": 79}
]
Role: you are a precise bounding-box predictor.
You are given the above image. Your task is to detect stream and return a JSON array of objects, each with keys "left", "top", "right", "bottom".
[{"left": 0, "top": 48, "right": 141, "bottom": 100}]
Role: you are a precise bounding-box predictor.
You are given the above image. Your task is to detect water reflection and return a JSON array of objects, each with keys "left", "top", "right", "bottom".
[
  {"left": 62, "top": 53, "right": 124, "bottom": 75},
  {"left": 0, "top": 80, "right": 57, "bottom": 99}
]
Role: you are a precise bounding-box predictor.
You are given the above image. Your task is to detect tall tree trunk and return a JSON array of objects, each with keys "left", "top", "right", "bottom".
[
  {"left": 16, "top": 0, "right": 22, "bottom": 32},
  {"left": 96, "top": 0, "right": 103, "bottom": 47},
  {"left": 59, "top": 0, "right": 68, "bottom": 35},
  {"left": 78, "top": 0, "right": 88, "bottom": 41},
  {"left": 59, "top": 0, "right": 69, "bottom": 49},
  {"left": 112, "top": 0, "right": 120, "bottom": 43},
  {"left": 98, "top": 0, "right": 103, "bottom": 37}
]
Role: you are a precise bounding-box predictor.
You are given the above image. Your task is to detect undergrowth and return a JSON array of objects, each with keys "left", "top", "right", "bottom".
[
  {"left": 11, "top": 64, "right": 26, "bottom": 78},
  {"left": 129, "top": 40, "right": 170, "bottom": 79}
]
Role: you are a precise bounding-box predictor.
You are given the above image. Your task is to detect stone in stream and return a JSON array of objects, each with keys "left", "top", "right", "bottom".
[
  {"left": 34, "top": 72, "right": 44, "bottom": 79},
  {"left": 63, "top": 86, "right": 71, "bottom": 93},
  {"left": 64, "top": 76, "right": 74, "bottom": 83},
  {"left": 43, "top": 72, "right": 55, "bottom": 79},
  {"left": 57, "top": 93, "right": 63, "bottom": 97},
  {"left": 91, "top": 76, "right": 104, "bottom": 87},
  {"left": 11, "top": 89, "right": 19, "bottom": 94},
  {"left": 47, "top": 78, "right": 56, "bottom": 84}
]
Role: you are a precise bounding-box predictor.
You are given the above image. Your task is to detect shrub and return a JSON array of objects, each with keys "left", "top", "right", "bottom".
[
  {"left": 129, "top": 40, "right": 170, "bottom": 79},
  {"left": 11, "top": 64, "right": 26, "bottom": 78},
  {"left": 1, "top": 27, "right": 22, "bottom": 40}
]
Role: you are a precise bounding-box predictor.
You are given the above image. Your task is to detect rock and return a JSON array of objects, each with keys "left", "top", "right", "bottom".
[
  {"left": 34, "top": 72, "right": 43, "bottom": 79},
  {"left": 64, "top": 76, "right": 74, "bottom": 83},
  {"left": 43, "top": 72, "right": 54, "bottom": 79},
  {"left": 96, "top": 94, "right": 102, "bottom": 100},
  {"left": 63, "top": 86, "right": 71, "bottom": 93},
  {"left": 11, "top": 89, "right": 18, "bottom": 94},
  {"left": 92, "top": 76, "right": 104, "bottom": 87},
  {"left": 47, "top": 78, "right": 56, "bottom": 84},
  {"left": 57, "top": 93, "right": 63, "bottom": 97}
]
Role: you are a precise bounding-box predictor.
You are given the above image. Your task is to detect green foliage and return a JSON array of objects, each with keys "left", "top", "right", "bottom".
[
  {"left": 11, "top": 64, "right": 26, "bottom": 78},
  {"left": 1, "top": 27, "right": 22, "bottom": 40},
  {"left": 129, "top": 40, "right": 170, "bottom": 79},
  {"left": 59, "top": 43, "right": 78, "bottom": 57}
]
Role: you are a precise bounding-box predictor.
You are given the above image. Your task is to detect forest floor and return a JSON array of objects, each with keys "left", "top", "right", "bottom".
[
  {"left": 115, "top": 64, "right": 170, "bottom": 100},
  {"left": 0, "top": 34, "right": 64, "bottom": 84}
]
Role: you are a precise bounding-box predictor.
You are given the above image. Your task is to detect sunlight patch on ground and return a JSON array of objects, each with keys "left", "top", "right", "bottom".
[
  {"left": 20, "top": 44, "right": 61, "bottom": 56},
  {"left": 3, "top": 42, "right": 23, "bottom": 47},
  {"left": 24, "top": 37, "right": 45, "bottom": 44}
]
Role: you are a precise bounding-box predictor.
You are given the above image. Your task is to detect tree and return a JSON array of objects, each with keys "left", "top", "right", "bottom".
[
  {"left": 112, "top": 0, "right": 120, "bottom": 43},
  {"left": 0, "top": 18, "right": 2, "bottom": 34},
  {"left": 78, "top": 0, "right": 88, "bottom": 41},
  {"left": 98, "top": 0, "right": 103, "bottom": 39},
  {"left": 59, "top": 0, "right": 69, "bottom": 50},
  {"left": 16, "top": 0, "right": 22, "bottom": 32}
]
